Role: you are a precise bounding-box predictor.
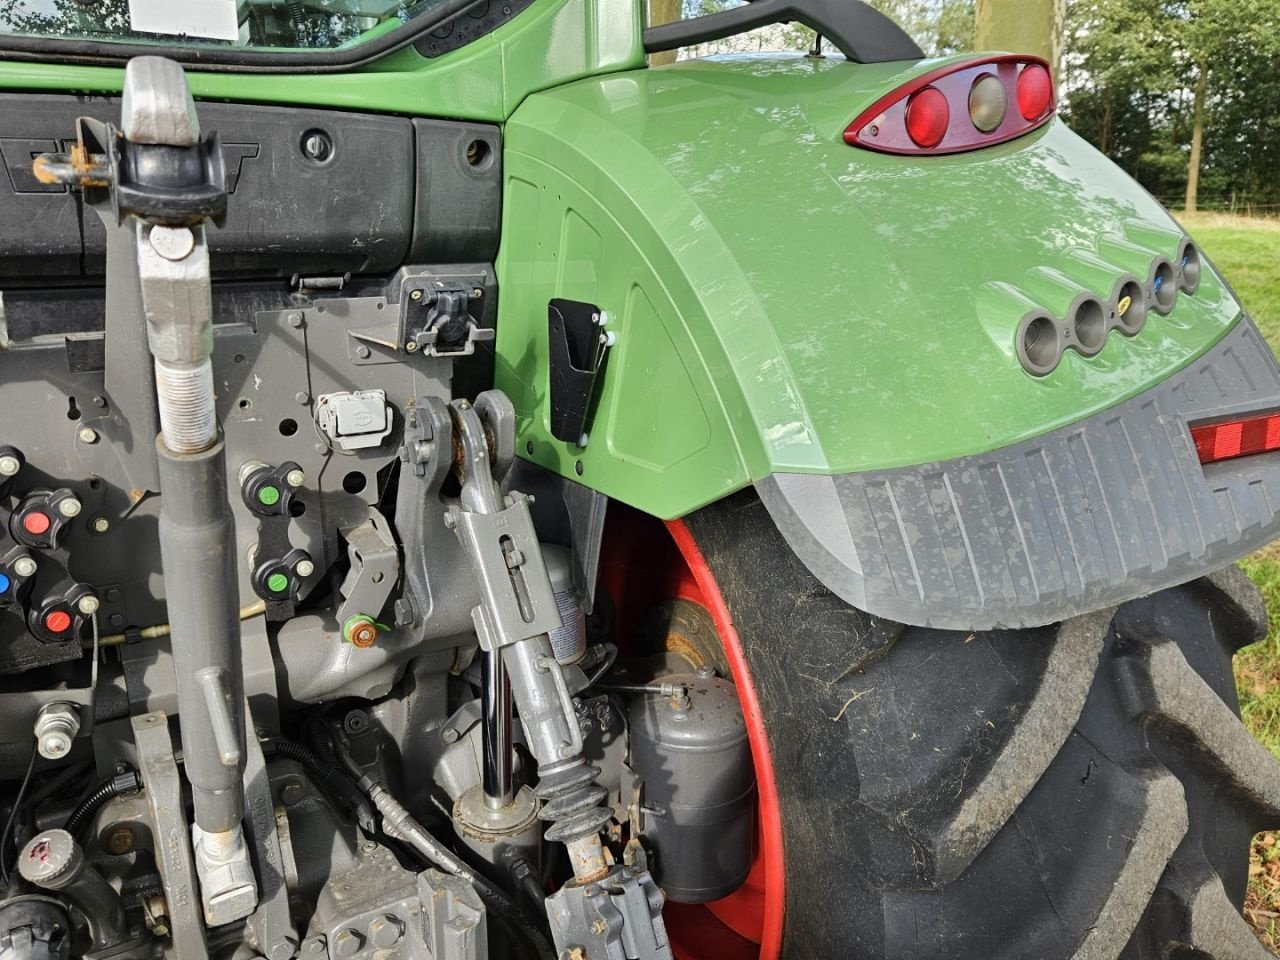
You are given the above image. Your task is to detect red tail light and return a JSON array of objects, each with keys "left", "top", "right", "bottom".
[
  {"left": 1191, "top": 413, "right": 1280, "bottom": 465},
  {"left": 844, "top": 55, "right": 1056, "bottom": 156}
]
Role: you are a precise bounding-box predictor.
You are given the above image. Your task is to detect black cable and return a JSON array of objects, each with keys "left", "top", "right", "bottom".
[
  {"left": 0, "top": 744, "right": 39, "bottom": 886},
  {"left": 23, "top": 760, "right": 92, "bottom": 811},
  {"left": 63, "top": 771, "right": 142, "bottom": 837},
  {"left": 262, "top": 738, "right": 378, "bottom": 835}
]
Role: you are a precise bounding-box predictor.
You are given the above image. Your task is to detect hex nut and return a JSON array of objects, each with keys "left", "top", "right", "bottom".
[
  {"left": 57, "top": 498, "right": 82, "bottom": 518},
  {"left": 296, "top": 560, "right": 315, "bottom": 578},
  {"left": 77, "top": 427, "right": 98, "bottom": 444},
  {"left": 77, "top": 595, "right": 100, "bottom": 616},
  {"left": 285, "top": 469, "right": 306, "bottom": 488},
  {"left": 0, "top": 455, "right": 21, "bottom": 477},
  {"left": 13, "top": 557, "right": 37, "bottom": 578},
  {"left": 368, "top": 915, "right": 403, "bottom": 948},
  {"left": 91, "top": 517, "right": 111, "bottom": 534}
]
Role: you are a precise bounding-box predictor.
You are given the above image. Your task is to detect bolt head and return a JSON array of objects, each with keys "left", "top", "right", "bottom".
[
  {"left": 91, "top": 517, "right": 110, "bottom": 534},
  {"left": 295, "top": 560, "right": 315, "bottom": 578},
  {"left": 404, "top": 340, "right": 419, "bottom": 353},
  {"left": 285, "top": 469, "right": 306, "bottom": 488},
  {"left": 77, "top": 595, "right": 100, "bottom": 616},
  {"left": 148, "top": 225, "right": 196, "bottom": 262},
  {"left": 266, "top": 937, "right": 299, "bottom": 960},
  {"left": 13, "top": 557, "right": 36, "bottom": 578},
  {"left": 295, "top": 391, "right": 310, "bottom": 405},
  {"left": 77, "top": 427, "right": 98, "bottom": 444},
  {"left": 472, "top": 287, "right": 484, "bottom": 299},
  {"left": 58, "top": 498, "right": 82, "bottom": 518},
  {"left": 409, "top": 289, "right": 424, "bottom": 301},
  {"left": 105, "top": 825, "right": 135, "bottom": 855},
  {"left": 368, "top": 916, "right": 403, "bottom": 949},
  {"left": 0, "top": 455, "right": 19, "bottom": 477},
  {"left": 355, "top": 345, "right": 371, "bottom": 360},
  {"left": 280, "top": 782, "right": 304, "bottom": 807},
  {"left": 39, "top": 733, "right": 70, "bottom": 758},
  {"left": 332, "top": 929, "right": 364, "bottom": 958},
  {"left": 442, "top": 728, "right": 459, "bottom": 744},
  {"left": 287, "top": 312, "right": 305, "bottom": 329}
]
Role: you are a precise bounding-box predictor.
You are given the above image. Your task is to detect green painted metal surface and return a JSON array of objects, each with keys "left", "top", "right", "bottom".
[
  {"left": 0, "top": 0, "right": 643, "bottom": 120},
  {"left": 494, "top": 53, "right": 1242, "bottom": 519}
]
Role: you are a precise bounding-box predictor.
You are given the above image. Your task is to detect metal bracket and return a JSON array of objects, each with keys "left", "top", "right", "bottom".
[
  {"left": 400, "top": 279, "right": 494, "bottom": 358},
  {"left": 420, "top": 870, "right": 487, "bottom": 960},
  {"left": 545, "top": 865, "right": 671, "bottom": 960},
  {"left": 335, "top": 509, "right": 400, "bottom": 628},
  {"left": 242, "top": 711, "right": 298, "bottom": 960},
  {"left": 132, "top": 713, "right": 208, "bottom": 959}
]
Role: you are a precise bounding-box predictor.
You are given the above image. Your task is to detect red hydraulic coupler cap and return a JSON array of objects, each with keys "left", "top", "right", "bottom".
[
  {"left": 22, "top": 512, "right": 51, "bottom": 536},
  {"left": 43, "top": 610, "right": 72, "bottom": 634}
]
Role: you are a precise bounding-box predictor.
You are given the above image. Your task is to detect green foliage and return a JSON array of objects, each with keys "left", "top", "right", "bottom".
[{"left": 1063, "top": 0, "right": 1280, "bottom": 211}]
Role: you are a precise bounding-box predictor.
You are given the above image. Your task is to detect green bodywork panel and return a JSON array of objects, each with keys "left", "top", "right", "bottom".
[
  {"left": 0, "top": 0, "right": 643, "bottom": 120},
  {"left": 494, "top": 54, "right": 1241, "bottom": 519}
]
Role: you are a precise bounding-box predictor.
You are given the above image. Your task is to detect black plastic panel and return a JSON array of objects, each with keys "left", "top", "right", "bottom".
[
  {"left": 0, "top": 95, "right": 422, "bottom": 279},
  {"left": 408, "top": 119, "right": 502, "bottom": 264},
  {"left": 759, "top": 315, "right": 1280, "bottom": 630},
  {"left": 415, "top": 0, "right": 537, "bottom": 58}
]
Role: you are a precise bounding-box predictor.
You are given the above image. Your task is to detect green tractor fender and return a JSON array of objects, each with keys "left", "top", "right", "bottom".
[{"left": 494, "top": 54, "right": 1280, "bottom": 630}]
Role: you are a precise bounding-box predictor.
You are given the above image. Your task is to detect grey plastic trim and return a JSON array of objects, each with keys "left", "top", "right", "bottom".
[
  {"left": 758, "top": 314, "right": 1280, "bottom": 630},
  {"left": 1014, "top": 250, "right": 1182, "bottom": 376}
]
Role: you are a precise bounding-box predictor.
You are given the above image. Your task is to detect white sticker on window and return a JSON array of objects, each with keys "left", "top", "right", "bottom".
[{"left": 128, "top": 0, "right": 240, "bottom": 42}]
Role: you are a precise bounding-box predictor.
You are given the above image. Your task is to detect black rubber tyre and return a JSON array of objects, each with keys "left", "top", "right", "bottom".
[{"left": 686, "top": 490, "right": 1279, "bottom": 960}]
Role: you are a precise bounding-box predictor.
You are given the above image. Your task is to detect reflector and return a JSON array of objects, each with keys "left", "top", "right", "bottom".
[{"left": 1191, "top": 412, "right": 1280, "bottom": 464}]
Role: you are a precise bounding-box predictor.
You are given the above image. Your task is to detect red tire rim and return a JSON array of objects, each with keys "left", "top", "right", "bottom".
[{"left": 595, "top": 506, "right": 784, "bottom": 960}]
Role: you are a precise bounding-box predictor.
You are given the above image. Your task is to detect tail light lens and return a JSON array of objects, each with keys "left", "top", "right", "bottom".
[
  {"left": 1191, "top": 413, "right": 1280, "bottom": 465},
  {"left": 845, "top": 55, "right": 1056, "bottom": 156}
]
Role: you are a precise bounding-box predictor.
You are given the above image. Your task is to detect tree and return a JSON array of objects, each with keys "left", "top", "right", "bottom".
[
  {"left": 1175, "top": 0, "right": 1280, "bottom": 213},
  {"left": 975, "top": 0, "right": 1065, "bottom": 75}
]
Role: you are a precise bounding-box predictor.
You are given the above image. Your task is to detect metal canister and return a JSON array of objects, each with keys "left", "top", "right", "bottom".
[
  {"left": 542, "top": 545, "right": 586, "bottom": 664},
  {"left": 627, "top": 670, "right": 756, "bottom": 903}
]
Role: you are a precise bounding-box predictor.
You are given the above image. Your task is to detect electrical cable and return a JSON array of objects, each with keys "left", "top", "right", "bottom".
[
  {"left": 261, "top": 738, "right": 377, "bottom": 835},
  {"left": 63, "top": 771, "right": 143, "bottom": 837},
  {"left": 0, "top": 743, "right": 39, "bottom": 886}
]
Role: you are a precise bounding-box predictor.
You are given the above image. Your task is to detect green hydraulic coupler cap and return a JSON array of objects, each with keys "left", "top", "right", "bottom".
[
  {"left": 266, "top": 572, "right": 289, "bottom": 594},
  {"left": 258, "top": 485, "right": 281, "bottom": 507}
]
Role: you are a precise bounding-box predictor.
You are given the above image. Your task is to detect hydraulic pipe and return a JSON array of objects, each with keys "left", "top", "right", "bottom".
[{"left": 155, "top": 437, "right": 244, "bottom": 832}]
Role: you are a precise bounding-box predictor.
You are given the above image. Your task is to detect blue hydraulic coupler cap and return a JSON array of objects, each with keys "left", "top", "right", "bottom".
[{"left": 0, "top": 573, "right": 10, "bottom": 594}]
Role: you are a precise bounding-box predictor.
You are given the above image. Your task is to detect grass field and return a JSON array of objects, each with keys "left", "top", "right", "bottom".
[{"left": 1182, "top": 212, "right": 1280, "bottom": 949}]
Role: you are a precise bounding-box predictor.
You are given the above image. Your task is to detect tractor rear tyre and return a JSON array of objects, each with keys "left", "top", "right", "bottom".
[{"left": 682, "top": 490, "right": 1279, "bottom": 960}]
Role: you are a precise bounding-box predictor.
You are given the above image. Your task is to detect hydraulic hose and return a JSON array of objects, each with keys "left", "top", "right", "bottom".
[{"left": 63, "top": 771, "right": 141, "bottom": 837}]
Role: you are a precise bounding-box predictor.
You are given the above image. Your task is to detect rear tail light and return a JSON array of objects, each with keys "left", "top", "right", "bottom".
[
  {"left": 906, "top": 87, "right": 950, "bottom": 148},
  {"left": 1191, "top": 413, "right": 1280, "bottom": 465},
  {"left": 845, "top": 55, "right": 1056, "bottom": 156}
]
